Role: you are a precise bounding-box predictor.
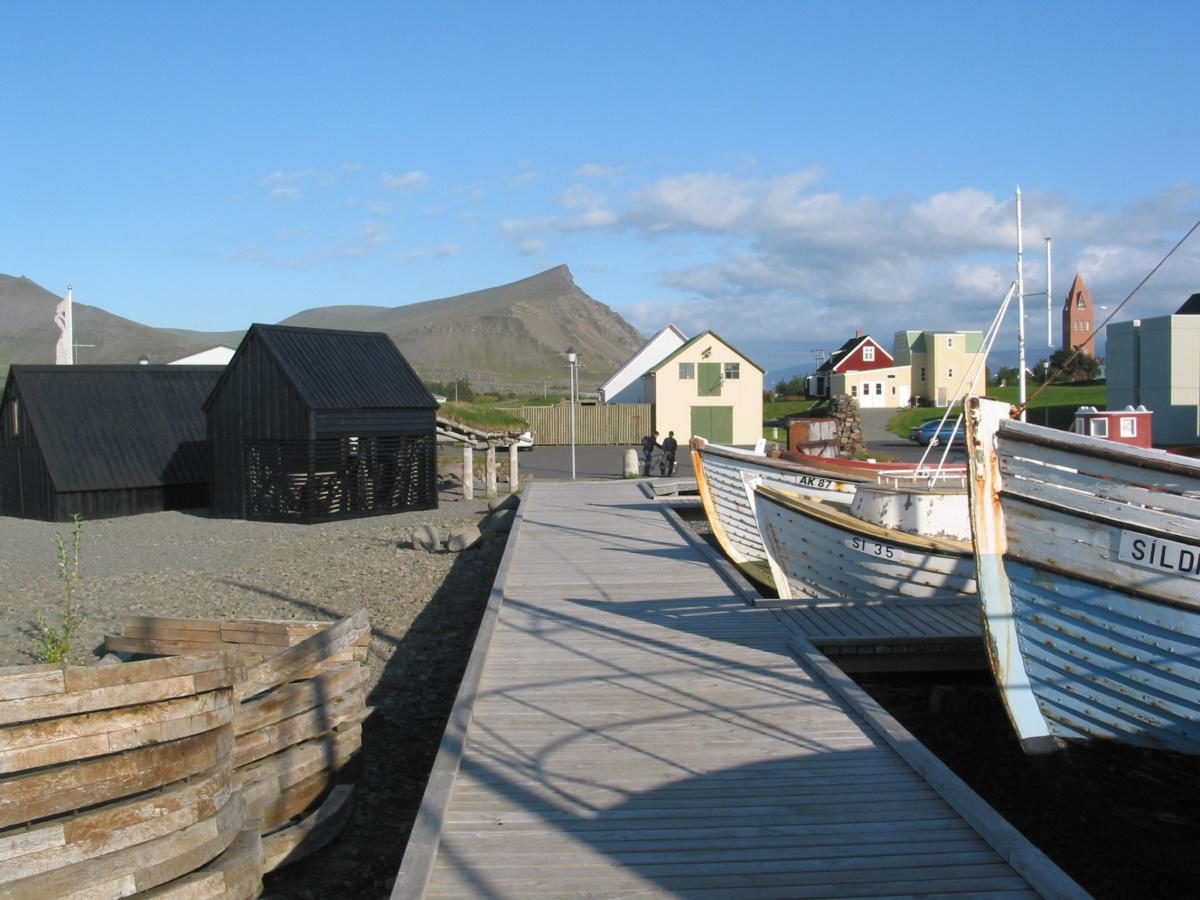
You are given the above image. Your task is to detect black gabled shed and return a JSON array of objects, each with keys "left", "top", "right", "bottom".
[
  {"left": 0, "top": 365, "right": 223, "bottom": 521},
  {"left": 205, "top": 324, "right": 439, "bottom": 522}
]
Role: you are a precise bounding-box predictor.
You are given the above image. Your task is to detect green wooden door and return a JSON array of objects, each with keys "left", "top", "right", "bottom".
[
  {"left": 698, "top": 362, "right": 722, "bottom": 397},
  {"left": 691, "top": 406, "right": 733, "bottom": 443}
]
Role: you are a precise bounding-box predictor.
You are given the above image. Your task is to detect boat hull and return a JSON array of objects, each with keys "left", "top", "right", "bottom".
[
  {"left": 690, "top": 440, "right": 859, "bottom": 576},
  {"left": 753, "top": 484, "right": 976, "bottom": 604},
  {"left": 966, "top": 396, "right": 1200, "bottom": 755}
]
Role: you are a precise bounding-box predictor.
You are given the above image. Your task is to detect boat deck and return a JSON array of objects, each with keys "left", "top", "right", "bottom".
[{"left": 393, "top": 480, "right": 1080, "bottom": 899}]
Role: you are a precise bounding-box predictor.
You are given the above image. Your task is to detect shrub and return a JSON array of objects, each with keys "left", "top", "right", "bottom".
[{"left": 31, "top": 514, "right": 86, "bottom": 664}]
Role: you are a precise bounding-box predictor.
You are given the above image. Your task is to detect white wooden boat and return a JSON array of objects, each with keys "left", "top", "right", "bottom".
[
  {"left": 753, "top": 482, "right": 976, "bottom": 604},
  {"left": 691, "top": 436, "right": 964, "bottom": 590},
  {"left": 966, "top": 396, "right": 1200, "bottom": 755}
]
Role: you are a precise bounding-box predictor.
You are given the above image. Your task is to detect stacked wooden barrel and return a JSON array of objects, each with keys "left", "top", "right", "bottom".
[{"left": 0, "top": 609, "right": 370, "bottom": 897}]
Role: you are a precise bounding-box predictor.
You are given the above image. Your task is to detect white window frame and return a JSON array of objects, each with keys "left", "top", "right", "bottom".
[
  {"left": 679, "top": 362, "right": 695, "bottom": 380},
  {"left": 1090, "top": 418, "right": 1109, "bottom": 438},
  {"left": 1120, "top": 417, "right": 1137, "bottom": 437},
  {"left": 862, "top": 345, "right": 875, "bottom": 362}
]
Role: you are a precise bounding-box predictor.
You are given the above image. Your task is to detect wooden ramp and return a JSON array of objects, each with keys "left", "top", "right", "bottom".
[
  {"left": 394, "top": 481, "right": 1082, "bottom": 899},
  {"left": 771, "top": 601, "right": 985, "bottom": 673}
]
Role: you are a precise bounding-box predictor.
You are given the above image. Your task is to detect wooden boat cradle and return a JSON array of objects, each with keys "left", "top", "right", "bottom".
[{"left": 0, "top": 609, "right": 371, "bottom": 898}]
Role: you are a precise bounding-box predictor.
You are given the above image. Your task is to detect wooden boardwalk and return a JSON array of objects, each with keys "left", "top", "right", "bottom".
[
  {"left": 651, "top": 486, "right": 985, "bottom": 672},
  {"left": 394, "top": 481, "right": 1082, "bottom": 899}
]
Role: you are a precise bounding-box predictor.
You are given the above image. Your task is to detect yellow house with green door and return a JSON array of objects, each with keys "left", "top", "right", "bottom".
[{"left": 642, "top": 330, "right": 764, "bottom": 444}]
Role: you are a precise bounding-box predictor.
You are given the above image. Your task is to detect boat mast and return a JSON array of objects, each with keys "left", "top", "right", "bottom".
[
  {"left": 1045, "top": 237, "right": 1053, "bottom": 348},
  {"left": 1015, "top": 187, "right": 1027, "bottom": 421}
]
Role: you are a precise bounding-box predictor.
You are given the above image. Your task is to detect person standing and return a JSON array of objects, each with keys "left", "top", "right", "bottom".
[
  {"left": 660, "top": 431, "right": 678, "bottom": 476},
  {"left": 641, "top": 431, "right": 660, "bottom": 476}
]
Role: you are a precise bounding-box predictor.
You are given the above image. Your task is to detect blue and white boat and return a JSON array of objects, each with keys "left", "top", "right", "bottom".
[{"left": 966, "top": 396, "right": 1200, "bottom": 755}]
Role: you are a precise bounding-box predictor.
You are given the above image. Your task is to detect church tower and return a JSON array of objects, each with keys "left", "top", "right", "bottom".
[{"left": 1062, "top": 273, "right": 1095, "bottom": 352}]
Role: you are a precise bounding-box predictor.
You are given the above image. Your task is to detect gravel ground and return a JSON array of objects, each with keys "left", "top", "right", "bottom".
[{"left": 0, "top": 488, "right": 507, "bottom": 898}]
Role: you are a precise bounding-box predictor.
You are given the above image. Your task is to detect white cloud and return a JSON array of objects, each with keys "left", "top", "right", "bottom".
[
  {"left": 573, "top": 163, "right": 626, "bottom": 179},
  {"left": 260, "top": 169, "right": 314, "bottom": 200},
  {"left": 519, "top": 239, "right": 544, "bottom": 256},
  {"left": 560, "top": 184, "right": 607, "bottom": 210},
  {"left": 399, "top": 242, "right": 465, "bottom": 262},
  {"left": 382, "top": 170, "right": 430, "bottom": 192},
  {"left": 502, "top": 170, "right": 539, "bottom": 190},
  {"left": 563, "top": 209, "right": 619, "bottom": 231}
]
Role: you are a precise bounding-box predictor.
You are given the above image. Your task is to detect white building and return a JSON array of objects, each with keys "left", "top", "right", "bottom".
[
  {"left": 170, "top": 346, "right": 237, "bottom": 366},
  {"left": 598, "top": 324, "right": 688, "bottom": 403},
  {"left": 1106, "top": 293, "right": 1200, "bottom": 446}
]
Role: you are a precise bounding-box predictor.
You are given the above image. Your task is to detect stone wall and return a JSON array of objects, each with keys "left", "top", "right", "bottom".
[{"left": 829, "top": 394, "right": 866, "bottom": 457}]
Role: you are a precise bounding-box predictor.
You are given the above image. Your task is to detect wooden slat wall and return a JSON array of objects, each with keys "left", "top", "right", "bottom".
[{"left": 510, "top": 403, "right": 651, "bottom": 445}]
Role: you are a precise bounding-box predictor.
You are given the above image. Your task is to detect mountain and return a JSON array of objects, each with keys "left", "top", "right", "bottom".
[
  {"left": 0, "top": 267, "right": 645, "bottom": 392},
  {"left": 280, "top": 265, "right": 644, "bottom": 391},
  {"left": 0, "top": 275, "right": 240, "bottom": 373}
]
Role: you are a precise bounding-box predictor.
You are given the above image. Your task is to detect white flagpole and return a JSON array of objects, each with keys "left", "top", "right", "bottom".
[
  {"left": 54, "top": 284, "right": 74, "bottom": 365},
  {"left": 1015, "top": 189, "right": 1027, "bottom": 422}
]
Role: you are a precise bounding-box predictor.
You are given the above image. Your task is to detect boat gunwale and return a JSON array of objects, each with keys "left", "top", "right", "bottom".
[{"left": 754, "top": 483, "right": 973, "bottom": 556}]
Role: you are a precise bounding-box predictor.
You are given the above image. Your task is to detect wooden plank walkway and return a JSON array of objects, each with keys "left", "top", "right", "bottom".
[
  {"left": 648, "top": 485, "right": 985, "bottom": 672},
  {"left": 394, "top": 481, "right": 1082, "bottom": 899}
]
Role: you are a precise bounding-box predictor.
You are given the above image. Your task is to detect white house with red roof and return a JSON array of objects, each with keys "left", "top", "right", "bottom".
[{"left": 806, "top": 331, "right": 911, "bottom": 408}]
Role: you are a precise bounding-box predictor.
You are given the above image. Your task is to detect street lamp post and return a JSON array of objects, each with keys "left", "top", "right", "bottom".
[{"left": 566, "top": 346, "right": 579, "bottom": 480}]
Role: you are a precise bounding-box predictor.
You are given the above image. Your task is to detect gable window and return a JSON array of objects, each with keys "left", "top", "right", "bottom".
[
  {"left": 863, "top": 345, "right": 875, "bottom": 362},
  {"left": 1077, "top": 296, "right": 1086, "bottom": 309},
  {"left": 723, "top": 362, "right": 740, "bottom": 380},
  {"left": 1120, "top": 417, "right": 1137, "bottom": 437},
  {"left": 9, "top": 399, "right": 18, "bottom": 436},
  {"left": 679, "top": 362, "right": 695, "bottom": 380}
]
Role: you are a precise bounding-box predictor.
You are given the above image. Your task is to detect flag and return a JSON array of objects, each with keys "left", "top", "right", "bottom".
[{"left": 54, "top": 286, "right": 73, "bottom": 365}]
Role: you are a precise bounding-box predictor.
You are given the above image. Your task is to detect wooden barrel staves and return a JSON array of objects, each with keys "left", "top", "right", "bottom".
[
  {"left": 106, "top": 609, "right": 372, "bottom": 874},
  {"left": 0, "top": 609, "right": 371, "bottom": 898},
  {"left": 0, "top": 651, "right": 261, "bottom": 898}
]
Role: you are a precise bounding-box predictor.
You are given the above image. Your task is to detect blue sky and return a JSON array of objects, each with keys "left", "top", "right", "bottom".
[{"left": 4, "top": 1, "right": 1198, "bottom": 374}]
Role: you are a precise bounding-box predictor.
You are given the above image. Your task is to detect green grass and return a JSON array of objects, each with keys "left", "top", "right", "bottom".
[
  {"left": 882, "top": 383, "right": 1107, "bottom": 437},
  {"left": 493, "top": 395, "right": 567, "bottom": 408},
  {"left": 439, "top": 402, "right": 528, "bottom": 431},
  {"left": 763, "top": 399, "right": 818, "bottom": 420}
]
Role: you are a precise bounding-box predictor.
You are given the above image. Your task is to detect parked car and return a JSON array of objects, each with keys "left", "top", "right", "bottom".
[
  {"left": 909, "top": 418, "right": 964, "bottom": 447},
  {"left": 513, "top": 430, "right": 535, "bottom": 451}
]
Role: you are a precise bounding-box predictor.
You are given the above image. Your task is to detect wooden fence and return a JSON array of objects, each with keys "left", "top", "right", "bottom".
[
  {"left": 511, "top": 402, "right": 652, "bottom": 445},
  {"left": 0, "top": 610, "right": 370, "bottom": 898}
]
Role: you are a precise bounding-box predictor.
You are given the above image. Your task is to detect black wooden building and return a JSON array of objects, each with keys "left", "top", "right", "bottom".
[
  {"left": 206, "top": 324, "right": 439, "bottom": 522},
  {"left": 0, "top": 365, "right": 223, "bottom": 521}
]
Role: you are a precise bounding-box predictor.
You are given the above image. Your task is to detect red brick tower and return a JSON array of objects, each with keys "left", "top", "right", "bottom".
[{"left": 1062, "top": 273, "right": 1095, "bottom": 351}]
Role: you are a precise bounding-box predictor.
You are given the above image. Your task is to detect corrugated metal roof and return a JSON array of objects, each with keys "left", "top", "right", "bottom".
[
  {"left": 212, "top": 324, "right": 437, "bottom": 411},
  {"left": 5, "top": 366, "right": 223, "bottom": 492}
]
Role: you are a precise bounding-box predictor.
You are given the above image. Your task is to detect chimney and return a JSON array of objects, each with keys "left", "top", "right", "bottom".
[{"left": 855, "top": 329, "right": 863, "bottom": 338}]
